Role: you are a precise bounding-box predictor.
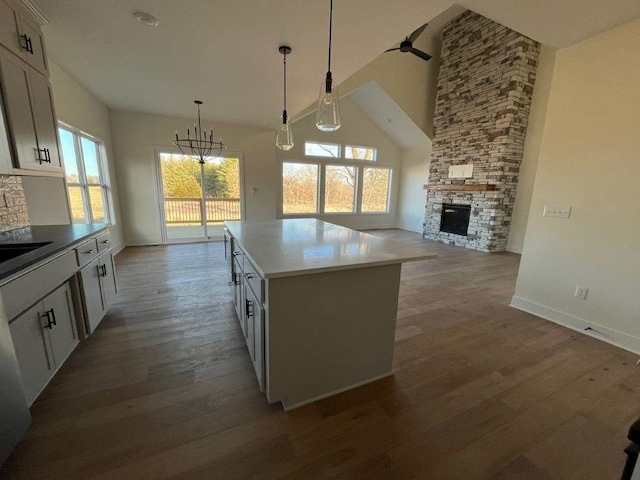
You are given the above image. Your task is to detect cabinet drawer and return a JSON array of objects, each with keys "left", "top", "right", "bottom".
[
  {"left": 96, "top": 230, "right": 111, "bottom": 253},
  {"left": 244, "top": 258, "right": 263, "bottom": 304},
  {"left": 75, "top": 238, "right": 98, "bottom": 267},
  {"left": 231, "top": 242, "right": 244, "bottom": 271},
  {"left": 1, "top": 249, "right": 76, "bottom": 320}
]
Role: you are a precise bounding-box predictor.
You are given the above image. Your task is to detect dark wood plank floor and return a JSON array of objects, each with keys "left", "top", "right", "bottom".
[{"left": 2, "top": 230, "right": 638, "bottom": 479}]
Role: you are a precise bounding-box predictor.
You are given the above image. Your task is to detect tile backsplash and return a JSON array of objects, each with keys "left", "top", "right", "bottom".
[{"left": 0, "top": 175, "right": 29, "bottom": 233}]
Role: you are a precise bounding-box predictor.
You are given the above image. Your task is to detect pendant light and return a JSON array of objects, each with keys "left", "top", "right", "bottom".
[
  {"left": 174, "top": 101, "right": 225, "bottom": 163},
  {"left": 276, "top": 45, "right": 294, "bottom": 150},
  {"left": 316, "top": 0, "right": 341, "bottom": 132}
]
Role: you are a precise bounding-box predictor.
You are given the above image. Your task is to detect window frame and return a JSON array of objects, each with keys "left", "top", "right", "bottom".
[
  {"left": 304, "top": 141, "right": 342, "bottom": 159},
  {"left": 281, "top": 160, "right": 321, "bottom": 216},
  {"left": 59, "top": 123, "right": 112, "bottom": 225},
  {"left": 360, "top": 166, "right": 392, "bottom": 214},
  {"left": 344, "top": 145, "right": 377, "bottom": 161}
]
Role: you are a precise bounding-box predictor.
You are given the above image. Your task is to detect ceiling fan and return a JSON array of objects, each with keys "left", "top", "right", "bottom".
[{"left": 385, "top": 23, "right": 432, "bottom": 61}]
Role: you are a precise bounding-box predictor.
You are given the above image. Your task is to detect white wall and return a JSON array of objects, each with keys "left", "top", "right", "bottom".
[
  {"left": 506, "top": 46, "right": 556, "bottom": 253},
  {"left": 396, "top": 146, "right": 431, "bottom": 232},
  {"left": 34, "top": 61, "right": 125, "bottom": 251},
  {"left": 109, "top": 110, "right": 275, "bottom": 245},
  {"left": 512, "top": 18, "right": 640, "bottom": 353},
  {"left": 276, "top": 98, "right": 402, "bottom": 230}
]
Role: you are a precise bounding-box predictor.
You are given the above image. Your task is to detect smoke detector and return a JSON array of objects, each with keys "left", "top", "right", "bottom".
[{"left": 133, "top": 11, "right": 159, "bottom": 27}]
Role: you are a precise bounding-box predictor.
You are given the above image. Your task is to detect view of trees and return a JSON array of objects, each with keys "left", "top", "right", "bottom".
[
  {"left": 282, "top": 162, "right": 390, "bottom": 214},
  {"left": 160, "top": 154, "right": 240, "bottom": 199}
]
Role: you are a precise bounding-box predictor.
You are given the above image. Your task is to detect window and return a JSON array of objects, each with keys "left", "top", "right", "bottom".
[
  {"left": 282, "top": 162, "right": 319, "bottom": 214},
  {"left": 361, "top": 167, "right": 391, "bottom": 213},
  {"left": 304, "top": 141, "right": 340, "bottom": 158},
  {"left": 345, "top": 145, "right": 376, "bottom": 161},
  {"left": 282, "top": 141, "right": 391, "bottom": 216},
  {"left": 59, "top": 126, "right": 111, "bottom": 224},
  {"left": 324, "top": 165, "right": 356, "bottom": 213}
]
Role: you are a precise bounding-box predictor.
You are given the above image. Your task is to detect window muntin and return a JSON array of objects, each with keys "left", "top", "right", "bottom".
[
  {"left": 59, "top": 126, "right": 110, "bottom": 224},
  {"left": 304, "top": 141, "right": 340, "bottom": 158},
  {"left": 282, "top": 162, "right": 319, "bottom": 214},
  {"left": 361, "top": 167, "right": 391, "bottom": 213},
  {"left": 345, "top": 145, "right": 376, "bottom": 161},
  {"left": 324, "top": 165, "right": 356, "bottom": 213}
]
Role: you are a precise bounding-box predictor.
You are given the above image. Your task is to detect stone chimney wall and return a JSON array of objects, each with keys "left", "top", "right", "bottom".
[{"left": 424, "top": 11, "right": 540, "bottom": 252}]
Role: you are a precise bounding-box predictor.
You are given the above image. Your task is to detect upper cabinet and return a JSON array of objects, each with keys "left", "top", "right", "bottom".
[
  {"left": 0, "top": 0, "right": 62, "bottom": 176},
  {"left": 0, "top": 47, "right": 62, "bottom": 173},
  {"left": 0, "top": 0, "right": 48, "bottom": 76}
]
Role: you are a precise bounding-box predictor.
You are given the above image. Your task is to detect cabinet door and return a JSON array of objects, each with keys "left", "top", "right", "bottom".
[
  {"left": 43, "top": 283, "right": 78, "bottom": 367},
  {"left": 8, "top": 302, "right": 53, "bottom": 405},
  {"left": 79, "top": 257, "right": 105, "bottom": 334},
  {"left": 26, "top": 69, "right": 61, "bottom": 170},
  {"left": 17, "top": 9, "right": 47, "bottom": 76},
  {"left": 0, "top": 0, "right": 21, "bottom": 56},
  {"left": 245, "top": 285, "right": 264, "bottom": 392},
  {"left": 99, "top": 252, "right": 117, "bottom": 311},
  {"left": 233, "top": 257, "right": 245, "bottom": 335},
  {"left": 0, "top": 46, "right": 38, "bottom": 168}
]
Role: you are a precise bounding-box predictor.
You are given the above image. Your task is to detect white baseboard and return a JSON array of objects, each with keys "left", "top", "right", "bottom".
[
  {"left": 506, "top": 245, "right": 522, "bottom": 254},
  {"left": 395, "top": 223, "right": 424, "bottom": 234},
  {"left": 510, "top": 296, "right": 640, "bottom": 355}
]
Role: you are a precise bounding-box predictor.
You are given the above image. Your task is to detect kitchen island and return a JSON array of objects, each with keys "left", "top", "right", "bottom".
[{"left": 224, "top": 219, "right": 435, "bottom": 409}]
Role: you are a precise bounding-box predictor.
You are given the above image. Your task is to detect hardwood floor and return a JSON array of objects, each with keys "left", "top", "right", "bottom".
[{"left": 2, "top": 230, "right": 638, "bottom": 479}]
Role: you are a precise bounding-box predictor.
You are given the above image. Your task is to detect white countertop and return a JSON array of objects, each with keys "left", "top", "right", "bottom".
[{"left": 225, "top": 219, "right": 436, "bottom": 279}]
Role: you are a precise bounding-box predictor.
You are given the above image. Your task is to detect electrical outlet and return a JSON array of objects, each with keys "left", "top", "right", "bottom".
[
  {"left": 575, "top": 286, "right": 588, "bottom": 300},
  {"left": 3, "top": 193, "right": 13, "bottom": 207},
  {"left": 543, "top": 205, "right": 571, "bottom": 218}
]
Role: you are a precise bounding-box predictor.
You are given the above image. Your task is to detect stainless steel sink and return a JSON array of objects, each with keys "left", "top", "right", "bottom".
[{"left": 0, "top": 242, "right": 52, "bottom": 263}]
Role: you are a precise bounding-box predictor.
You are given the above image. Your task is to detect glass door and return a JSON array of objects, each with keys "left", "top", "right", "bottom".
[{"left": 157, "top": 152, "right": 242, "bottom": 242}]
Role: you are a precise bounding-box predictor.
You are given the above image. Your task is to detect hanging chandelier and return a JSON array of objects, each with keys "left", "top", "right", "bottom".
[
  {"left": 276, "top": 45, "right": 294, "bottom": 150},
  {"left": 174, "top": 100, "right": 226, "bottom": 164},
  {"left": 316, "top": 0, "right": 341, "bottom": 132}
]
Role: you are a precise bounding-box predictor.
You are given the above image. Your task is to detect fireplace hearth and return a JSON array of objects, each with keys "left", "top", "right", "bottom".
[{"left": 440, "top": 203, "right": 471, "bottom": 236}]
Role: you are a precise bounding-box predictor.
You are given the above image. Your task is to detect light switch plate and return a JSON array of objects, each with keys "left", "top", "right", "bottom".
[{"left": 543, "top": 205, "right": 571, "bottom": 218}]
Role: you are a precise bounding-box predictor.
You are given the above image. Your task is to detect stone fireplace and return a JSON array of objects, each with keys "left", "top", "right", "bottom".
[{"left": 423, "top": 11, "right": 540, "bottom": 252}]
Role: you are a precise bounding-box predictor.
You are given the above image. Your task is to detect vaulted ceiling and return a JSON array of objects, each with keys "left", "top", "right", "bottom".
[{"left": 32, "top": 0, "right": 640, "bottom": 129}]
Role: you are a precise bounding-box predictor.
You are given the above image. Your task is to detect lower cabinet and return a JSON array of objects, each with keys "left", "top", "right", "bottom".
[
  {"left": 244, "top": 283, "right": 264, "bottom": 391},
  {"left": 79, "top": 251, "right": 117, "bottom": 334},
  {"left": 9, "top": 282, "right": 78, "bottom": 405}
]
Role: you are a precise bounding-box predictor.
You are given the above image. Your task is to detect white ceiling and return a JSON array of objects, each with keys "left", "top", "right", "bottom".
[{"left": 32, "top": 0, "right": 640, "bottom": 130}]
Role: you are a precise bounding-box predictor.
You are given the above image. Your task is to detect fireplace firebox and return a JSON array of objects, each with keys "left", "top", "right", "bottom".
[{"left": 440, "top": 203, "right": 471, "bottom": 236}]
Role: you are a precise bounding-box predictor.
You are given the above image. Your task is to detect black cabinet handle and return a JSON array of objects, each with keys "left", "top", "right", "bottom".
[
  {"left": 245, "top": 299, "right": 253, "bottom": 319},
  {"left": 246, "top": 273, "right": 254, "bottom": 279},
  {"left": 35, "top": 147, "right": 49, "bottom": 163},
  {"left": 98, "top": 264, "right": 107, "bottom": 277},
  {"left": 41, "top": 309, "right": 55, "bottom": 329},
  {"left": 41, "top": 311, "right": 53, "bottom": 329},
  {"left": 101, "top": 239, "right": 110, "bottom": 244},
  {"left": 20, "top": 34, "right": 33, "bottom": 54}
]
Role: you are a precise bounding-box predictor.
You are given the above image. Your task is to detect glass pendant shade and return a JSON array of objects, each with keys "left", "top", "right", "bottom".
[
  {"left": 276, "top": 113, "right": 294, "bottom": 150},
  {"left": 315, "top": 77, "right": 341, "bottom": 132}
]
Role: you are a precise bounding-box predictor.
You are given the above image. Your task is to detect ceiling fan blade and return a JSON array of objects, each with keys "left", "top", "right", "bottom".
[
  {"left": 385, "top": 47, "right": 401, "bottom": 53},
  {"left": 407, "top": 23, "right": 428, "bottom": 43},
  {"left": 410, "top": 48, "right": 432, "bottom": 61}
]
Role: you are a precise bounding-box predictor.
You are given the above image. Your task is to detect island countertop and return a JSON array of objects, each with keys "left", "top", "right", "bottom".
[{"left": 224, "top": 218, "right": 435, "bottom": 279}]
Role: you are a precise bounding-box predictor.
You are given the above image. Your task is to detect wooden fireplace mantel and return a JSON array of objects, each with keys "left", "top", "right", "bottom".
[{"left": 423, "top": 184, "right": 497, "bottom": 192}]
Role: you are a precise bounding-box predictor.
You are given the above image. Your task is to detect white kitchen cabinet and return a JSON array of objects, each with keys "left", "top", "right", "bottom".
[
  {"left": 9, "top": 282, "right": 78, "bottom": 405},
  {"left": 0, "top": 46, "right": 62, "bottom": 174},
  {"left": 0, "top": 0, "right": 48, "bottom": 76},
  {"left": 79, "top": 251, "right": 117, "bottom": 335},
  {"left": 244, "top": 283, "right": 264, "bottom": 391}
]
